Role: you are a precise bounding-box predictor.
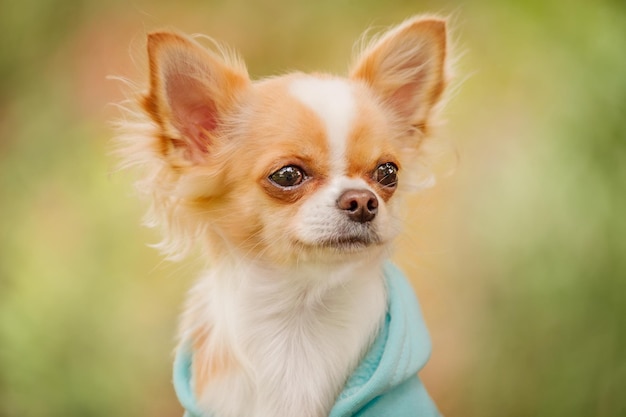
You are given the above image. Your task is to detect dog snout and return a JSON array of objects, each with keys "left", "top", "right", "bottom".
[{"left": 337, "top": 189, "right": 378, "bottom": 223}]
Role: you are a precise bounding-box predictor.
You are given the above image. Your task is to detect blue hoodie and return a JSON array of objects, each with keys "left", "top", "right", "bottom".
[{"left": 173, "top": 262, "right": 441, "bottom": 417}]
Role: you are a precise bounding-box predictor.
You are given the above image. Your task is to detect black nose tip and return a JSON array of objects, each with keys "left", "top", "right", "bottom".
[{"left": 337, "top": 189, "right": 378, "bottom": 223}]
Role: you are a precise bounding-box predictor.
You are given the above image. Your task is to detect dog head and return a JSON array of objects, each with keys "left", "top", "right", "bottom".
[{"left": 120, "top": 17, "right": 449, "bottom": 267}]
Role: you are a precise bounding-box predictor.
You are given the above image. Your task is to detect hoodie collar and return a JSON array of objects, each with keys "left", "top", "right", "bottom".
[{"left": 329, "top": 262, "right": 432, "bottom": 416}]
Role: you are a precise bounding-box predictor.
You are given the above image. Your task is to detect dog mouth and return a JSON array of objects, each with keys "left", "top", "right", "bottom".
[
  {"left": 293, "top": 232, "right": 382, "bottom": 256},
  {"left": 319, "top": 235, "right": 378, "bottom": 249},
  {"left": 314, "top": 226, "right": 383, "bottom": 252},
  {"left": 292, "top": 219, "right": 386, "bottom": 254}
]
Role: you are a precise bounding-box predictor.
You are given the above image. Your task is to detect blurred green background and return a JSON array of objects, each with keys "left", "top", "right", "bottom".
[{"left": 1, "top": 0, "right": 625, "bottom": 416}]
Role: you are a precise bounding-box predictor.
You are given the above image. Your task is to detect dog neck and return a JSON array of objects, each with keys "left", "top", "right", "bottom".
[{"left": 180, "top": 250, "right": 389, "bottom": 417}]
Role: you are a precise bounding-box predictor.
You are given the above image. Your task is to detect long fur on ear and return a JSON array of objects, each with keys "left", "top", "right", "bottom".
[
  {"left": 350, "top": 17, "right": 448, "bottom": 134},
  {"left": 113, "top": 33, "right": 250, "bottom": 260}
]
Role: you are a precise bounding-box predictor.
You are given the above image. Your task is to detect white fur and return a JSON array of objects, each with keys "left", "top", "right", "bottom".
[
  {"left": 289, "top": 77, "right": 355, "bottom": 175},
  {"left": 187, "top": 253, "right": 387, "bottom": 417}
]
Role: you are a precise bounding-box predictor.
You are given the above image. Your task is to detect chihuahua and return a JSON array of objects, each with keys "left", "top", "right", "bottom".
[{"left": 117, "top": 15, "right": 449, "bottom": 417}]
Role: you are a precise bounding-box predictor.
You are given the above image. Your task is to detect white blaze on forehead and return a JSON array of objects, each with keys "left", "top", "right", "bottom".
[{"left": 289, "top": 77, "right": 356, "bottom": 174}]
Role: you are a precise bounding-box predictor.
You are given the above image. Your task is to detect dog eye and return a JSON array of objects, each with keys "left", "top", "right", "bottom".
[
  {"left": 269, "top": 165, "right": 306, "bottom": 188},
  {"left": 374, "top": 162, "right": 398, "bottom": 187}
]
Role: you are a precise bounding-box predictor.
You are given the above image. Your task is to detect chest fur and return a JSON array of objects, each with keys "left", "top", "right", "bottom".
[{"left": 183, "top": 263, "right": 387, "bottom": 417}]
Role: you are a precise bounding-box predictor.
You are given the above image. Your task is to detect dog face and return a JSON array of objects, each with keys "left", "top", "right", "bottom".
[
  {"left": 256, "top": 75, "right": 404, "bottom": 250},
  {"left": 133, "top": 18, "right": 447, "bottom": 266}
]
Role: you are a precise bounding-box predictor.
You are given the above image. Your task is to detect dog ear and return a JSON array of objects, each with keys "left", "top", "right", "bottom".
[
  {"left": 350, "top": 17, "right": 447, "bottom": 132},
  {"left": 142, "top": 32, "right": 250, "bottom": 163}
]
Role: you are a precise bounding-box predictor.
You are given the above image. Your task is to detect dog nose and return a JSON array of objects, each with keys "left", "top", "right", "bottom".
[{"left": 337, "top": 189, "right": 378, "bottom": 223}]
